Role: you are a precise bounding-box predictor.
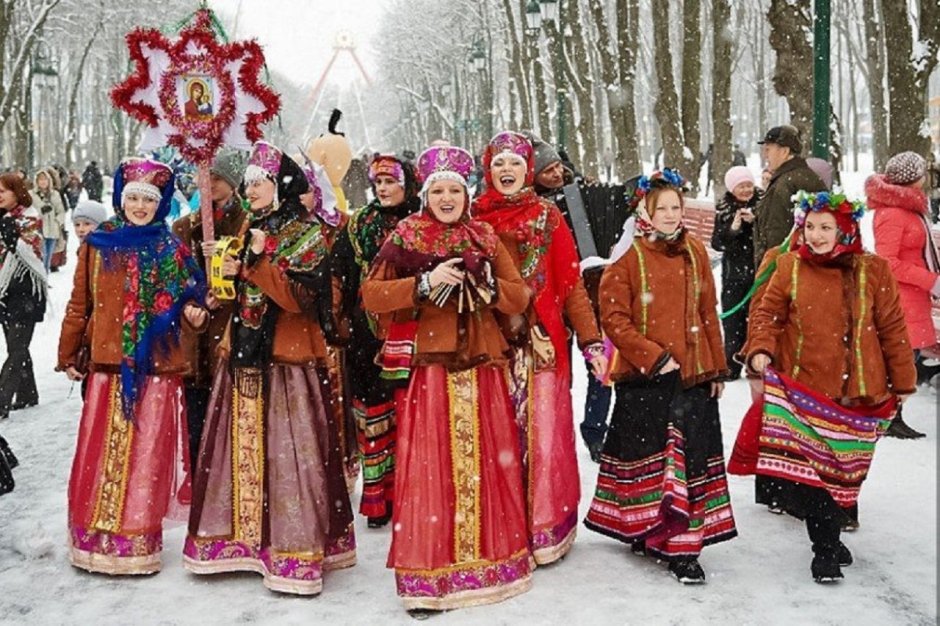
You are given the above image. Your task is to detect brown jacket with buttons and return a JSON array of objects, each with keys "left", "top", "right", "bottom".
[
  {"left": 745, "top": 251, "right": 916, "bottom": 404},
  {"left": 217, "top": 256, "right": 332, "bottom": 365},
  {"left": 361, "top": 241, "right": 530, "bottom": 370},
  {"left": 600, "top": 232, "right": 729, "bottom": 387},
  {"left": 58, "top": 243, "right": 205, "bottom": 375}
]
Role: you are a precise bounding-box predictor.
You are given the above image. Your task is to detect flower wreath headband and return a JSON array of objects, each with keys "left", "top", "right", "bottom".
[
  {"left": 792, "top": 189, "right": 866, "bottom": 226},
  {"left": 627, "top": 167, "right": 690, "bottom": 212}
]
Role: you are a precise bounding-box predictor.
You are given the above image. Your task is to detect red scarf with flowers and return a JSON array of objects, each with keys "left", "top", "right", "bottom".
[
  {"left": 373, "top": 210, "right": 498, "bottom": 281},
  {"left": 473, "top": 187, "right": 581, "bottom": 372}
]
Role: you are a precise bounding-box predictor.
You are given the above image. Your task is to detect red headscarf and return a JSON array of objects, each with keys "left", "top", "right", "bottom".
[{"left": 473, "top": 132, "right": 581, "bottom": 373}]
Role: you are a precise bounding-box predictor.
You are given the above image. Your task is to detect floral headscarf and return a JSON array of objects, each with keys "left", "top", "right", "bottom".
[{"left": 88, "top": 159, "right": 205, "bottom": 420}]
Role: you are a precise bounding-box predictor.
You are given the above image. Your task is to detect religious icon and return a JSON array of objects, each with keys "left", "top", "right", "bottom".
[{"left": 182, "top": 77, "right": 213, "bottom": 120}]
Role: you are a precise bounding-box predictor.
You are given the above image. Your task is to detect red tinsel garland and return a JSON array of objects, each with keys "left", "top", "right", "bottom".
[{"left": 111, "top": 9, "right": 280, "bottom": 165}]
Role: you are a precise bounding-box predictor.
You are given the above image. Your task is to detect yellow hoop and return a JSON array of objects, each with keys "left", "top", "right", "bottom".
[{"left": 209, "top": 235, "right": 243, "bottom": 300}]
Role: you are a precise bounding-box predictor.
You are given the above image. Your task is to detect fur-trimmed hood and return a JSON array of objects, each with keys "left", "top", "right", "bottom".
[{"left": 865, "top": 173, "right": 928, "bottom": 214}]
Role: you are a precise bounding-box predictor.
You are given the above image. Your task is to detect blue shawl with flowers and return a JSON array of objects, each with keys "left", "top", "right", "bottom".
[{"left": 87, "top": 167, "right": 205, "bottom": 420}]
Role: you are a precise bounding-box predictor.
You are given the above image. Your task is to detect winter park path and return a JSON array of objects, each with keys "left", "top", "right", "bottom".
[{"left": 0, "top": 257, "right": 936, "bottom": 626}]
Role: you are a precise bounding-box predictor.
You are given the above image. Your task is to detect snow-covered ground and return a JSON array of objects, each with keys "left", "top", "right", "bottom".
[{"left": 0, "top": 235, "right": 937, "bottom": 626}]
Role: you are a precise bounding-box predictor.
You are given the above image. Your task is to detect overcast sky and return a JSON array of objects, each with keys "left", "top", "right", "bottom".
[{"left": 209, "top": 0, "right": 385, "bottom": 88}]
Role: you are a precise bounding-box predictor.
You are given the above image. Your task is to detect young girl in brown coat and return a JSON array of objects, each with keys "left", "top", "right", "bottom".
[
  {"left": 584, "top": 169, "right": 737, "bottom": 584},
  {"left": 747, "top": 190, "right": 916, "bottom": 582}
]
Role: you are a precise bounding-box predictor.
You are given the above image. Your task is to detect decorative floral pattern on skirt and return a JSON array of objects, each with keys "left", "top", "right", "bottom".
[
  {"left": 184, "top": 360, "right": 355, "bottom": 594},
  {"left": 389, "top": 364, "right": 532, "bottom": 610},
  {"left": 68, "top": 372, "right": 190, "bottom": 574}
]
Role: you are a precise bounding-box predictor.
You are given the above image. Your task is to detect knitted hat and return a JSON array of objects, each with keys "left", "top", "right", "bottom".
[
  {"left": 885, "top": 151, "right": 926, "bottom": 186},
  {"left": 526, "top": 133, "right": 561, "bottom": 176},
  {"left": 72, "top": 200, "right": 108, "bottom": 226},
  {"left": 723, "top": 166, "right": 755, "bottom": 194},
  {"left": 210, "top": 148, "right": 248, "bottom": 190}
]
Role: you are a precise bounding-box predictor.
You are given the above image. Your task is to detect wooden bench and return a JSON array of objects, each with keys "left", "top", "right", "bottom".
[{"left": 684, "top": 199, "right": 719, "bottom": 266}]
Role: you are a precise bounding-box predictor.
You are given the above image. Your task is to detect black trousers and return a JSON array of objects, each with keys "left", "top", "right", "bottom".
[
  {"left": 720, "top": 283, "right": 750, "bottom": 379},
  {"left": 0, "top": 321, "right": 38, "bottom": 418}
]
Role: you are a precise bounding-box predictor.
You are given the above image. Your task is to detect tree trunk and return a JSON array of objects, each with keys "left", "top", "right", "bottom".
[
  {"left": 711, "top": 0, "right": 733, "bottom": 196},
  {"left": 767, "top": 0, "right": 814, "bottom": 145},
  {"left": 0, "top": 0, "right": 14, "bottom": 109},
  {"left": 13, "top": 69, "right": 30, "bottom": 168},
  {"left": 563, "top": 0, "right": 599, "bottom": 177},
  {"left": 615, "top": 0, "right": 641, "bottom": 178},
  {"left": 528, "top": 35, "right": 552, "bottom": 139},
  {"left": 681, "top": 0, "right": 702, "bottom": 187},
  {"left": 754, "top": 5, "right": 768, "bottom": 139},
  {"left": 861, "top": 0, "right": 889, "bottom": 168},
  {"left": 65, "top": 20, "right": 102, "bottom": 169},
  {"left": 881, "top": 0, "right": 940, "bottom": 157},
  {"left": 652, "top": 0, "right": 696, "bottom": 180},
  {"left": 501, "top": 0, "right": 531, "bottom": 132},
  {"left": 0, "top": 0, "right": 61, "bottom": 135},
  {"left": 590, "top": 0, "right": 629, "bottom": 180}
]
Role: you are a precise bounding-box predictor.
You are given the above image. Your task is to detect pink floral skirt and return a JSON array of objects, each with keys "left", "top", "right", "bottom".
[
  {"left": 68, "top": 372, "right": 190, "bottom": 575},
  {"left": 184, "top": 361, "right": 355, "bottom": 595}
]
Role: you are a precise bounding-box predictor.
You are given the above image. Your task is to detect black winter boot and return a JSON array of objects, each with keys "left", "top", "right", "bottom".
[
  {"left": 885, "top": 407, "right": 926, "bottom": 439},
  {"left": 807, "top": 513, "right": 844, "bottom": 583},
  {"left": 811, "top": 551, "right": 844, "bottom": 583},
  {"left": 669, "top": 558, "right": 706, "bottom": 584}
]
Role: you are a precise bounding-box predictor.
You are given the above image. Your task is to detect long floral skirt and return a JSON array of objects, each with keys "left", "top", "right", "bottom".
[
  {"left": 184, "top": 361, "right": 356, "bottom": 595},
  {"left": 68, "top": 372, "right": 190, "bottom": 575},
  {"left": 506, "top": 347, "right": 580, "bottom": 565},
  {"left": 389, "top": 364, "right": 532, "bottom": 610},
  {"left": 584, "top": 372, "right": 737, "bottom": 559}
]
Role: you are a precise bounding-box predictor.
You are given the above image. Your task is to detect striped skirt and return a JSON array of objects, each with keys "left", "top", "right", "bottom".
[{"left": 585, "top": 371, "right": 737, "bottom": 559}]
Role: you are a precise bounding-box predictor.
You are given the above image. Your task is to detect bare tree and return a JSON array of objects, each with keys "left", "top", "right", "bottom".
[
  {"left": 651, "top": 0, "right": 697, "bottom": 180},
  {"left": 681, "top": 0, "right": 702, "bottom": 183},
  {"left": 861, "top": 0, "right": 890, "bottom": 168},
  {"left": 711, "top": 0, "right": 733, "bottom": 195},
  {"left": 615, "top": 0, "right": 641, "bottom": 177},
  {"left": 767, "top": 0, "right": 813, "bottom": 142},
  {"left": 881, "top": 0, "right": 940, "bottom": 157},
  {"left": 0, "top": 0, "right": 62, "bottom": 134}
]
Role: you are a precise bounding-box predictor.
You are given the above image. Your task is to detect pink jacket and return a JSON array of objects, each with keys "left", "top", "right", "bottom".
[{"left": 868, "top": 174, "right": 939, "bottom": 349}]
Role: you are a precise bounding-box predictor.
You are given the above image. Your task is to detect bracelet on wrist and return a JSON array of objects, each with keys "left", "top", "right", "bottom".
[{"left": 417, "top": 272, "right": 432, "bottom": 300}]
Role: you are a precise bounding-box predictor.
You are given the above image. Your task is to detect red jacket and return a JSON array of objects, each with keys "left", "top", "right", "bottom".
[{"left": 868, "top": 174, "right": 939, "bottom": 349}]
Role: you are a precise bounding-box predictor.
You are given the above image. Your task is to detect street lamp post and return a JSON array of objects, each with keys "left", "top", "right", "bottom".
[
  {"left": 468, "top": 39, "right": 489, "bottom": 146},
  {"left": 812, "top": 0, "right": 831, "bottom": 159}
]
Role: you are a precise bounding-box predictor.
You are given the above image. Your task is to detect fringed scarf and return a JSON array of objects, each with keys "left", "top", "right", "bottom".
[
  {"left": 87, "top": 216, "right": 205, "bottom": 420},
  {"left": 473, "top": 187, "right": 581, "bottom": 372},
  {"left": 348, "top": 196, "right": 420, "bottom": 279},
  {"left": 373, "top": 209, "right": 499, "bottom": 281},
  {"left": 231, "top": 198, "right": 329, "bottom": 367},
  {"left": 0, "top": 205, "right": 47, "bottom": 305}
]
